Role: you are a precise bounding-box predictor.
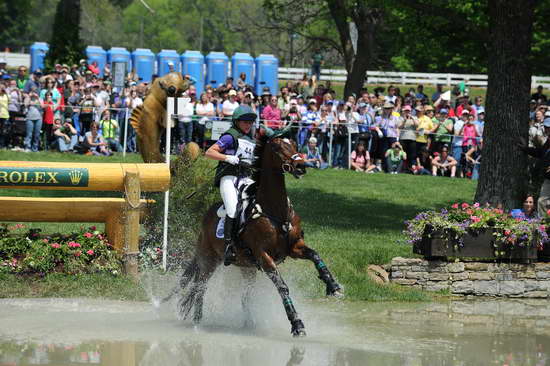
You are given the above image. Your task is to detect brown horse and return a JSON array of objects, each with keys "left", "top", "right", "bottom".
[{"left": 164, "top": 134, "right": 343, "bottom": 337}]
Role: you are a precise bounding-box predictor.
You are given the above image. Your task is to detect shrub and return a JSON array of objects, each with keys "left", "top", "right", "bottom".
[{"left": 0, "top": 224, "right": 122, "bottom": 275}]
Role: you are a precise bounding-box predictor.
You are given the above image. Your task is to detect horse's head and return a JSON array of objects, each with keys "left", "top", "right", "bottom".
[
  {"left": 154, "top": 72, "right": 190, "bottom": 100},
  {"left": 269, "top": 137, "right": 306, "bottom": 179}
]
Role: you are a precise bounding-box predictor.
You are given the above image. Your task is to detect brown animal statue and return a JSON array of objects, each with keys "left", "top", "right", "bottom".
[{"left": 129, "top": 72, "right": 190, "bottom": 163}]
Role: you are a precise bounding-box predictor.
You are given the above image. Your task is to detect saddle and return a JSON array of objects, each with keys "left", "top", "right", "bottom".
[{"left": 215, "top": 179, "right": 261, "bottom": 240}]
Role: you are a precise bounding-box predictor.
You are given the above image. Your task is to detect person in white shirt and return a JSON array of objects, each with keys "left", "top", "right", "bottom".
[
  {"left": 222, "top": 90, "right": 240, "bottom": 119},
  {"left": 177, "top": 91, "right": 195, "bottom": 145},
  {"left": 195, "top": 92, "right": 215, "bottom": 148}
]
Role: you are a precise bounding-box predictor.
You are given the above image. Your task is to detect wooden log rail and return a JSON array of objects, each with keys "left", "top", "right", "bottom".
[{"left": 0, "top": 162, "right": 171, "bottom": 276}]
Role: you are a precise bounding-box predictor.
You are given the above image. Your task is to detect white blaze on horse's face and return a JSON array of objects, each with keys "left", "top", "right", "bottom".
[{"left": 283, "top": 138, "right": 291, "bottom": 145}]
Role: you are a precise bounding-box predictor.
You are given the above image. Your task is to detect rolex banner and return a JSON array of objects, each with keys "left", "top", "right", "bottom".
[{"left": 0, "top": 167, "right": 89, "bottom": 187}]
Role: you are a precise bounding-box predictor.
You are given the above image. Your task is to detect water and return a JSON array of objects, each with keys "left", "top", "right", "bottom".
[{"left": 2, "top": 291, "right": 550, "bottom": 366}]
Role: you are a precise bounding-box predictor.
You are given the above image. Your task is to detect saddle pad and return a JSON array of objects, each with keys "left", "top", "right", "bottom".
[{"left": 216, "top": 217, "right": 225, "bottom": 239}]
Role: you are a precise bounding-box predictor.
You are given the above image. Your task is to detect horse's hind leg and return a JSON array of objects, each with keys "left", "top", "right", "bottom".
[
  {"left": 240, "top": 267, "right": 257, "bottom": 329},
  {"left": 178, "top": 258, "right": 216, "bottom": 323},
  {"left": 296, "top": 246, "right": 343, "bottom": 298},
  {"left": 265, "top": 268, "right": 306, "bottom": 337}
]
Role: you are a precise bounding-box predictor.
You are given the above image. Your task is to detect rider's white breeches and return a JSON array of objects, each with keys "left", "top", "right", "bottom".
[{"left": 220, "top": 175, "right": 238, "bottom": 218}]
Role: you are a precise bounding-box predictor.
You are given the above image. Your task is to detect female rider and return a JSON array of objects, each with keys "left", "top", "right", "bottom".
[{"left": 205, "top": 105, "right": 257, "bottom": 266}]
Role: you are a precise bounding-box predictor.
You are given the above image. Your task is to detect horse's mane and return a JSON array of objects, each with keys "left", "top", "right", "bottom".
[{"left": 252, "top": 134, "right": 270, "bottom": 183}]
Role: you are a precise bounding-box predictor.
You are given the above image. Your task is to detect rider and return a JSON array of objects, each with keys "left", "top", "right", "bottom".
[{"left": 205, "top": 105, "right": 257, "bottom": 266}]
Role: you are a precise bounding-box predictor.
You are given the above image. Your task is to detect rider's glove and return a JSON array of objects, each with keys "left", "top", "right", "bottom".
[{"left": 224, "top": 155, "right": 240, "bottom": 165}]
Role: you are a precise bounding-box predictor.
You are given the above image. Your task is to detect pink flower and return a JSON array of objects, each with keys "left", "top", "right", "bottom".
[
  {"left": 156, "top": 247, "right": 162, "bottom": 253},
  {"left": 495, "top": 209, "right": 504, "bottom": 215},
  {"left": 470, "top": 216, "right": 481, "bottom": 223},
  {"left": 473, "top": 202, "right": 480, "bottom": 208},
  {"left": 86, "top": 249, "right": 94, "bottom": 255},
  {"left": 42, "top": 239, "right": 49, "bottom": 243},
  {"left": 461, "top": 203, "right": 470, "bottom": 209},
  {"left": 547, "top": 209, "right": 550, "bottom": 217},
  {"left": 74, "top": 250, "right": 82, "bottom": 257},
  {"left": 50, "top": 243, "right": 61, "bottom": 249},
  {"left": 451, "top": 203, "right": 459, "bottom": 209},
  {"left": 466, "top": 209, "right": 473, "bottom": 215},
  {"left": 89, "top": 226, "right": 97, "bottom": 231},
  {"left": 504, "top": 230, "right": 511, "bottom": 236},
  {"left": 541, "top": 225, "right": 546, "bottom": 232},
  {"left": 83, "top": 232, "right": 93, "bottom": 238},
  {"left": 68, "top": 241, "right": 81, "bottom": 248}
]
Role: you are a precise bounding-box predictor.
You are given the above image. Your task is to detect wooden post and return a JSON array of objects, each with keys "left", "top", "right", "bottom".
[{"left": 123, "top": 170, "right": 141, "bottom": 278}]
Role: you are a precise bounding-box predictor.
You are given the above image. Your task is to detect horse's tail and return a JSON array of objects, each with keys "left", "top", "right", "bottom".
[{"left": 159, "top": 256, "right": 199, "bottom": 304}]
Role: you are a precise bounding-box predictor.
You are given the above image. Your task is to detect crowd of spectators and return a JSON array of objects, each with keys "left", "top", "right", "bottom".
[{"left": 0, "top": 57, "right": 547, "bottom": 179}]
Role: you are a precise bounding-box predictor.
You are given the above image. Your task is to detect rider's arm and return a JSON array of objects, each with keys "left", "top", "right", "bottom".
[{"left": 205, "top": 143, "right": 230, "bottom": 162}]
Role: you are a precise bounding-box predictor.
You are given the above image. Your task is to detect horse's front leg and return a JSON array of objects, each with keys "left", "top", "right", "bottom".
[
  {"left": 240, "top": 267, "right": 257, "bottom": 329},
  {"left": 295, "top": 245, "right": 344, "bottom": 298},
  {"left": 260, "top": 251, "right": 306, "bottom": 337}
]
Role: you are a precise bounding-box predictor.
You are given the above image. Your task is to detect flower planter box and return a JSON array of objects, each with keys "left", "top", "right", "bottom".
[{"left": 413, "top": 230, "right": 538, "bottom": 263}]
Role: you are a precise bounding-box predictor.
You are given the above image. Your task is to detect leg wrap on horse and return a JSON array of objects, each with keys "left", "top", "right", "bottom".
[
  {"left": 223, "top": 217, "right": 237, "bottom": 266},
  {"left": 304, "top": 247, "right": 342, "bottom": 295},
  {"left": 266, "top": 270, "right": 300, "bottom": 323}
]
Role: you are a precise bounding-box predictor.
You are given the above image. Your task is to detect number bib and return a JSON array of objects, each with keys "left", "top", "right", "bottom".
[{"left": 236, "top": 138, "right": 256, "bottom": 164}]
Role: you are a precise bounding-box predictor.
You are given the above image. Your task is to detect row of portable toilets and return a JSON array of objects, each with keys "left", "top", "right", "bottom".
[{"left": 30, "top": 42, "right": 278, "bottom": 95}]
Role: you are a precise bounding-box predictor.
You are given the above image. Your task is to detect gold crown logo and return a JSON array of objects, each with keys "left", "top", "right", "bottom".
[{"left": 69, "top": 169, "right": 83, "bottom": 185}]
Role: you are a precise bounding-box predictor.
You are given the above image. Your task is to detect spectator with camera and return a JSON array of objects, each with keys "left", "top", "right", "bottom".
[
  {"left": 99, "top": 110, "right": 122, "bottom": 152},
  {"left": 53, "top": 117, "right": 78, "bottom": 152},
  {"left": 23, "top": 90, "right": 43, "bottom": 152},
  {"left": 385, "top": 142, "right": 407, "bottom": 174},
  {"left": 432, "top": 108, "right": 454, "bottom": 153},
  {"left": 398, "top": 105, "right": 418, "bottom": 170}
]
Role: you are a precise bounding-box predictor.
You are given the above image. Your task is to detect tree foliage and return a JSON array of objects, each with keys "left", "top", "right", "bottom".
[{"left": 45, "top": 0, "right": 85, "bottom": 67}]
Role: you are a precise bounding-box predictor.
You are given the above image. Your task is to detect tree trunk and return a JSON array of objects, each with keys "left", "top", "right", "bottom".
[
  {"left": 474, "top": 0, "right": 536, "bottom": 209},
  {"left": 46, "top": 0, "right": 84, "bottom": 67}
]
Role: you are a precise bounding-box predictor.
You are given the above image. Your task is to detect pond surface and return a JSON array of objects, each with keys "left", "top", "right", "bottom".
[{"left": 1, "top": 295, "right": 550, "bottom": 366}]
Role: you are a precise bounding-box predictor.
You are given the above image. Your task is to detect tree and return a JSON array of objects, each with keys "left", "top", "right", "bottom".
[
  {"left": 0, "top": 0, "right": 33, "bottom": 49},
  {"left": 45, "top": 0, "right": 85, "bottom": 68},
  {"left": 474, "top": 0, "right": 536, "bottom": 208},
  {"left": 264, "top": 0, "right": 385, "bottom": 97}
]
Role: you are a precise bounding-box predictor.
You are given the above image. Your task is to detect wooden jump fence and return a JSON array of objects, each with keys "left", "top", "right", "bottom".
[{"left": 0, "top": 161, "right": 170, "bottom": 276}]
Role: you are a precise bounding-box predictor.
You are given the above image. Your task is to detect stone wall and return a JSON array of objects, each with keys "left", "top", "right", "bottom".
[{"left": 390, "top": 257, "right": 550, "bottom": 298}]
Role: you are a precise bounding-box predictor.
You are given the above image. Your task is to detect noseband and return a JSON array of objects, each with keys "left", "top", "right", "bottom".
[{"left": 282, "top": 153, "right": 303, "bottom": 174}]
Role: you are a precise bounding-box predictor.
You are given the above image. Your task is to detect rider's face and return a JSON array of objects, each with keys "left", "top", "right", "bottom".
[{"left": 238, "top": 120, "right": 254, "bottom": 134}]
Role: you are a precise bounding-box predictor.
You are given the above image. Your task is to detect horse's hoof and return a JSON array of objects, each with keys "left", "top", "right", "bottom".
[
  {"left": 151, "top": 297, "right": 161, "bottom": 309},
  {"left": 326, "top": 285, "right": 345, "bottom": 299},
  {"left": 292, "top": 329, "right": 307, "bottom": 337},
  {"left": 291, "top": 320, "right": 306, "bottom": 337}
]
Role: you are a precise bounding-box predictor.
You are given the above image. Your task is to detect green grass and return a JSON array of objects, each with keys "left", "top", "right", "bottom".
[
  {"left": 0, "top": 273, "right": 147, "bottom": 300},
  {"left": 0, "top": 151, "right": 477, "bottom": 301},
  {"left": 284, "top": 169, "right": 476, "bottom": 301}
]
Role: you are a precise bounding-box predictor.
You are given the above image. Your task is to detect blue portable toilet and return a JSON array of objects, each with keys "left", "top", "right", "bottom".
[
  {"left": 86, "top": 46, "right": 107, "bottom": 77},
  {"left": 255, "top": 54, "right": 278, "bottom": 95},
  {"left": 30, "top": 42, "right": 48, "bottom": 72},
  {"left": 231, "top": 53, "right": 254, "bottom": 87},
  {"left": 157, "top": 49, "right": 180, "bottom": 76},
  {"left": 205, "top": 52, "right": 228, "bottom": 88},
  {"left": 181, "top": 50, "right": 205, "bottom": 95},
  {"left": 132, "top": 48, "right": 155, "bottom": 83},
  {"left": 107, "top": 47, "right": 131, "bottom": 74}
]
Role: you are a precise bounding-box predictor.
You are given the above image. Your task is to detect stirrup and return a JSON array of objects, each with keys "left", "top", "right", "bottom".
[{"left": 224, "top": 243, "right": 237, "bottom": 266}]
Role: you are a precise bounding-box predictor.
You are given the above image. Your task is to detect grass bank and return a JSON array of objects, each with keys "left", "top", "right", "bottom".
[{"left": 0, "top": 151, "right": 476, "bottom": 301}]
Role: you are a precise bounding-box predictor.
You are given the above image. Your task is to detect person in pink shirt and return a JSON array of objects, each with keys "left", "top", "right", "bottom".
[
  {"left": 350, "top": 142, "right": 371, "bottom": 172},
  {"left": 261, "top": 96, "right": 283, "bottom": 129},
  {"left": 460, "top": 111, "right": 479, "bottom": 150}
]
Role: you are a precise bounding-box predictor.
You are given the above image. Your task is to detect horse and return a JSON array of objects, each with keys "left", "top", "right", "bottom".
[{"left": 163, "top": 133, "right": 343, "bottom": 337}]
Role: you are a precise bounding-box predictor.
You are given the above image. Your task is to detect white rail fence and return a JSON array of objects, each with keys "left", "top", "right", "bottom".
[
  {"left": 4, "top": 52, "right": 550, "bottom": 88},
  {"left": 279, "top": 67, "right": 550, "bottom": 89}
]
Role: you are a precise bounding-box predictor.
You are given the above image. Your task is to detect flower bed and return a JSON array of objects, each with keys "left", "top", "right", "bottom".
[
  {"left": 0, "top": 224, "right": 122, "bottom": 275},
  {"left": 404, "top": 203, "right": 549, "bottom": 262}
]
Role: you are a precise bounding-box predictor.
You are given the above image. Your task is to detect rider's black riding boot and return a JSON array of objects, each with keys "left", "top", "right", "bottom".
[{"left": 223, "top": 216, "right": 237, "bottom": 266}]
